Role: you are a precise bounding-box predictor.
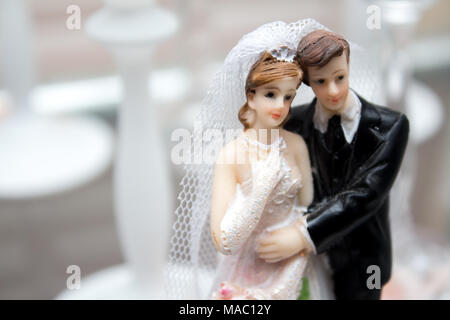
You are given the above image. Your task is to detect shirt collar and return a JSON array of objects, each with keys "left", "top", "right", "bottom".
[{"left": 313, "top": 89, "right": 361, "bottom": 143}]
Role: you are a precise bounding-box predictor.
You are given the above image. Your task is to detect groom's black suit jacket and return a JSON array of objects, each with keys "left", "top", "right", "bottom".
[{"left": 284, "top": 93, "right": 409, "bottom": 299}]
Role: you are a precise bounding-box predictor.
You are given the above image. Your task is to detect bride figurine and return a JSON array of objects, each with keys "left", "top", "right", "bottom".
[
  {"left": 209, "top": 46, "right": 314, "bottom": 299},
  {"left": 211, "top": 46, "right": 313, "bottom": 299},
  {"left": 166, "top": 19, "right": 375, "bottom": 300}
]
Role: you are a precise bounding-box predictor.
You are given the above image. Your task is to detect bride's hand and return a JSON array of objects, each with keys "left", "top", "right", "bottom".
[{"left": 256, "top": 220, "right": 309, "bottom": 263}]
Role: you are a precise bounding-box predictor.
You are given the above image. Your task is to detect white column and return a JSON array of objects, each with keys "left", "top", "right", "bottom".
[{"left": 58, "top": 0, "right": 178, "bottom": 299}]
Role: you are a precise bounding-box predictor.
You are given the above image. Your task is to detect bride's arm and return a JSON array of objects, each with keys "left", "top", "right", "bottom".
[
  {"left": 210, "top": 143, "right": 281, "bottom": 255},
  {"left": 210, "top": 145, "right": 238, "bottom": 252},
  {"left": 294, "top": 134, "right": 313, "bottom": 207},
  {"left": 292, "top": 134, "right": 316, "bottom": 254}
]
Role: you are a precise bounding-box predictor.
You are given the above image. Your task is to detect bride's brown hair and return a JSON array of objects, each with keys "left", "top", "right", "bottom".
[{"left": 238, "top": 51, "right": 303, "bottom": 130}]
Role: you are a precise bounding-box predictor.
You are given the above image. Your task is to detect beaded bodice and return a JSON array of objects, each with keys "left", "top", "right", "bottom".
[{"left": 239, "top": 134, "right": 303, "bottom": 230}]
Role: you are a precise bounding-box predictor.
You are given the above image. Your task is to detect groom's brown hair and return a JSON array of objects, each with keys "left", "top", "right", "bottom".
[{"left": 296, "top": 29, "right": 350, "bottom": 86}]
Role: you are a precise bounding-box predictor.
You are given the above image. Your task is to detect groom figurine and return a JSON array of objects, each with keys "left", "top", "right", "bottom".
[{"left": 257, "top": 29, "right": 409, "bottom": 299}]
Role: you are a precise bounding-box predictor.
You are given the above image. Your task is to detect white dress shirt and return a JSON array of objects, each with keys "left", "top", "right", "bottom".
[{"left": 313, "top": 89, "right": 362, "bottom": 143}]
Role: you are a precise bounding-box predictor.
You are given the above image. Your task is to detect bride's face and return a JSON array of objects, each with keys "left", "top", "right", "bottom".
[{"left": 247, "top": 76, "right": 298, "bottom": 129}]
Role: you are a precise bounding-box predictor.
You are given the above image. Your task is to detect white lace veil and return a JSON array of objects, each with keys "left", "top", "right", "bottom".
[{"left": 165, "top": 18, "right": 381, "bottom": 299}]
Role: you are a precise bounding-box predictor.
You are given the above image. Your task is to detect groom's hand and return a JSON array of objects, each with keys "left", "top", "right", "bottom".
[{"left": 256, "top": 224, "right": 308, "bottom": 263}]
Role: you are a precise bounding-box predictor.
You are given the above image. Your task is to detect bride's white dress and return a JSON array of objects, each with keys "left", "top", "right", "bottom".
[{"left": 210, "top": 135, "right": 334, "bottom": 300}]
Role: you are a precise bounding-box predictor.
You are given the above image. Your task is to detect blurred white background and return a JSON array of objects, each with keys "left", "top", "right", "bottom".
[{"left": 0, "top": 0, "right": 449, "bottom": 299}]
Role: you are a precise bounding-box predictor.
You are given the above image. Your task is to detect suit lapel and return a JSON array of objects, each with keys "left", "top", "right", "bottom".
[{"left": 350, "top": 94, "right": 383, "bottom": 175}]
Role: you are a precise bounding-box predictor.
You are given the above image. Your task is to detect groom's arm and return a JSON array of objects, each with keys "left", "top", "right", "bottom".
[{"left": 306, "top": 114, "right": 409, "bottom": 254}]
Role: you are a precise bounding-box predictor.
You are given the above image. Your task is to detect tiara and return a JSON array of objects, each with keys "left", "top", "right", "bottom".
[{"left": 269, "top": 45, "right": 297, "bottom": 63}]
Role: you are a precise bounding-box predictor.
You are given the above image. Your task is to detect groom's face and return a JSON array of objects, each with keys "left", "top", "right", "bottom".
[{"left": 307, "top": 54, "right": 350, "bottom": 114}]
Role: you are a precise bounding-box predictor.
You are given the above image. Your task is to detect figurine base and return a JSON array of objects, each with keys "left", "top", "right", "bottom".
[
  {"left": 57, "top": 263, "right": 216, "bottom": 299},
  {"left": 56, "top": 264, "right": 164, "bottom": 300}
]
